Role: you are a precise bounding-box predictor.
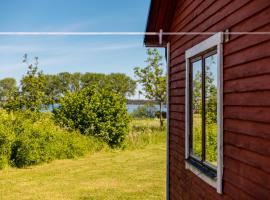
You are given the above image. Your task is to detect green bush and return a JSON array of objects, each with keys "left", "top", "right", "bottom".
[
  {"left": 0, "top": 125, "right": 14, "bottom": 168},
  {"left": 10, "top": 119, "right": 85, "bottom": 167},
  {"left": 0, "top": 110, "right": 16, "bottom": 168},
  {"left": 54, "top": 86, "right": 130, "bottom": 148},
  {"left": 0, "top": 110, "right": 106, "bottom": 168}
]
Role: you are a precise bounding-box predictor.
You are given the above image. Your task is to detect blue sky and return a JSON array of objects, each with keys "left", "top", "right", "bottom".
[{"left": 0, "top": 0, "right": 166, "bottom": 97}]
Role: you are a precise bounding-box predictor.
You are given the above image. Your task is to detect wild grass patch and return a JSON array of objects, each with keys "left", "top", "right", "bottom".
[{"left": 124, "top": 119, "right": 166, "bottom": 149}]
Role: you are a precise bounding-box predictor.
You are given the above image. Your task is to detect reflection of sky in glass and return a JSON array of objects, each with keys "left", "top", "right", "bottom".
[
  {"left": 192, "top": 60, "right": 202, "bottom": 80},
  {"left": 205, "top": 54, "right": 218, "bottom": 86}
]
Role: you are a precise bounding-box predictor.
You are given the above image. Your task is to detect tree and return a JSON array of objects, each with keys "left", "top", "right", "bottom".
[
  {"left": 106, "top": 73, "right": 136, "bottom": 98},
  {"left": 192, "top": 70, "right": 202, "bottom": 114},
  {"left": 69, "top": 72, "right": 82, "bottom": 93},
  {"left": 56, "top": 72, "right": 82, "bottom": 94},
  {"left": 57, "top": 72, "right": 72, "bottom": 95},
  {"left": 0, "top": 78, "right": 17, "bottom": 107},
  {"left": 134, "top": 48, "right": 166, "bottom": 127},
  {"left": 205, "top": 65, "right": 217, "bottom": 124},
  {"left": 44, "top": 74, "right": 62, "bottom": 109},
  {"left": 192, "top": 63, "right": 217, "bottom": 123},
  {"left": 81, "top": 73, "right": 136, "bottom": 98},
  {"left": 20, "top": 54, "right": 47, "bottom": 111},
  {"left": 81, "top": 73, "right": 106, "bottom": 89}
]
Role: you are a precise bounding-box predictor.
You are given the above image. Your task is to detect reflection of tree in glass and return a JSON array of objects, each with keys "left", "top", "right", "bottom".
[
  {"left": 192, "top": 65, "right": 202, "bottom": 158},
  {"left": 205, "top": 55, "right": 217, "bottom": 165},
  {"left": 192, "top": 71, "right": 202, "bottom": 114},
  {"left": 192, "top": 58, "right": 217, "bottom": 122},
  {"left": 192, "top": 55, "right": 218, "bottom": 165},
  {"left": 205, "top": 58, "right": 217, "bottom": 124}
]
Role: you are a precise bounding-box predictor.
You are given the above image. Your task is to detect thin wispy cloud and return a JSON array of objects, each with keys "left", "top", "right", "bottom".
[
  {"left": 93, "top": 43, "right": 142, "bottom": 51},
  {"left": 0, "top": 45, "right": 43, "bottom": 54},
  {"left": 0, "top": 64, "right": 23, "bottom": 74},
  {"left": 37, "top": 43, "right": 143, "bottom": 69},
  {"left": 60, "top": 21, "right": 98, "bottom": 32},
  {"left": 41, "top": 20, "right": 99, "bottom": 32},
  {"left": 0, "top": 42, "right": 142, "bottom": 55},
  {"left": 0, "top": 41, "right": 144, "bottom": 77}
]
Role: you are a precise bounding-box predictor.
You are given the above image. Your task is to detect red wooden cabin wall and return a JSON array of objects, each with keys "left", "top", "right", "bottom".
[{"left": 168, "top": 0, "right": 270, "bottom": 199}]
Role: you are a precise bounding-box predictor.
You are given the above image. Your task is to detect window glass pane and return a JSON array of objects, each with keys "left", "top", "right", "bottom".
[
  {"left": 191, "top": 60, "right": 202, "bottom": 159},
  {"left": 205, "top": 54, "right": 218, "bottom": 167}
]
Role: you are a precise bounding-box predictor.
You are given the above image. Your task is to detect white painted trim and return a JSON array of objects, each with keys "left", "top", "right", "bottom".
[
  {"left": 166, "top": 42, "right": 170, "bottom": 200},
  {"left": 185, "top": 32, "right": 223, "bottom": 194},
  {"left": 185, "top": 32, "right": 223, "bottom": 59},
  {"left": 216, "top": 42, "right": 224, "bottom": 194},
  {"left": 185, "top": 59, "right": 190, "bottom": 160},
  {"left": 185, "top": 161, "right": 217, "bottom": 188}
]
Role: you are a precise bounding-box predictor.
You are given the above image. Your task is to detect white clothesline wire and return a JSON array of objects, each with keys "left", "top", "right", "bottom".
[{"left": 0, "top": 31, "right": 269, "bottom": 36}]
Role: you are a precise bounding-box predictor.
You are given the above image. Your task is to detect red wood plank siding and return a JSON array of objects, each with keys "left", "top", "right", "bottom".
[{"left": 168, "top": 1, "right": 270, "bottom": 199}]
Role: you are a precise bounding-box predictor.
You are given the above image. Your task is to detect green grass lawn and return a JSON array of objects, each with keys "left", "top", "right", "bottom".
[{"left": 0, "top": 119, "right": 166, "bottom": 200}]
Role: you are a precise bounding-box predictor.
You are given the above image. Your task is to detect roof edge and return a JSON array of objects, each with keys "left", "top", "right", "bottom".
[{"left": 144, "top": 0, "right": 178, "bottom": 47}]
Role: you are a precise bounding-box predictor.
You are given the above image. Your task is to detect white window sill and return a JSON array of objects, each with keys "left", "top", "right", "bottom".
[{"left": 185, "top": 161, "right": 217, "bottom": 189}]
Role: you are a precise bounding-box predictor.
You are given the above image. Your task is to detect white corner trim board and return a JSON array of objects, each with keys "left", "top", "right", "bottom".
[
  {"left": 185, "top": 32, "right": 224, "bottom": 194},
  {"left": 166, "top": 42, "right": 170, "bottom": 200}
]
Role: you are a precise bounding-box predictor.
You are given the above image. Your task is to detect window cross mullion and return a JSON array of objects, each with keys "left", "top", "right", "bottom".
[{"left": 201, "top": 57, "right": 206, "bottom": 162}]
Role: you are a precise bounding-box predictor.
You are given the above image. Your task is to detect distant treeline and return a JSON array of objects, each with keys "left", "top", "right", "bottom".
[{"left": 0, "top": 64, "right": 136, "bottom": 111}]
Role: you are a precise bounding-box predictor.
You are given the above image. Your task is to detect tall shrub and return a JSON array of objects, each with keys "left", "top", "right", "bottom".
[
  {"left": 0, "top": 111, "right": 15, "bottom": 168},
  {"left": 54, "top": 86, "right": 130, "bottom": 147},
  {"left": 0, "top": 127, "right": 14, "bottom": 169},
  {"left": 0, "top": 110, "right": 104, "bottom": 168}
]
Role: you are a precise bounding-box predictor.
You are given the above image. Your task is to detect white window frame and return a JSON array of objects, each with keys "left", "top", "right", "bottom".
[{"left": 185, "top": 32, "right": 223, "bottom": 194}]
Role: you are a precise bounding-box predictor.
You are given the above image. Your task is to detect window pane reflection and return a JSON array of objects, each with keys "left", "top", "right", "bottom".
[
  {"left": 191, "top": 60, "right": 202, "bottom": 159},
  {"left": 205, "top": 54, "right": 218, "bottom": 167}
]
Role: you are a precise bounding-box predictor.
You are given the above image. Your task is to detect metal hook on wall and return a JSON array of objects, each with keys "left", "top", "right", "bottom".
[{"left": 159, "top": 29, "right": 163, "bottom": 45}]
